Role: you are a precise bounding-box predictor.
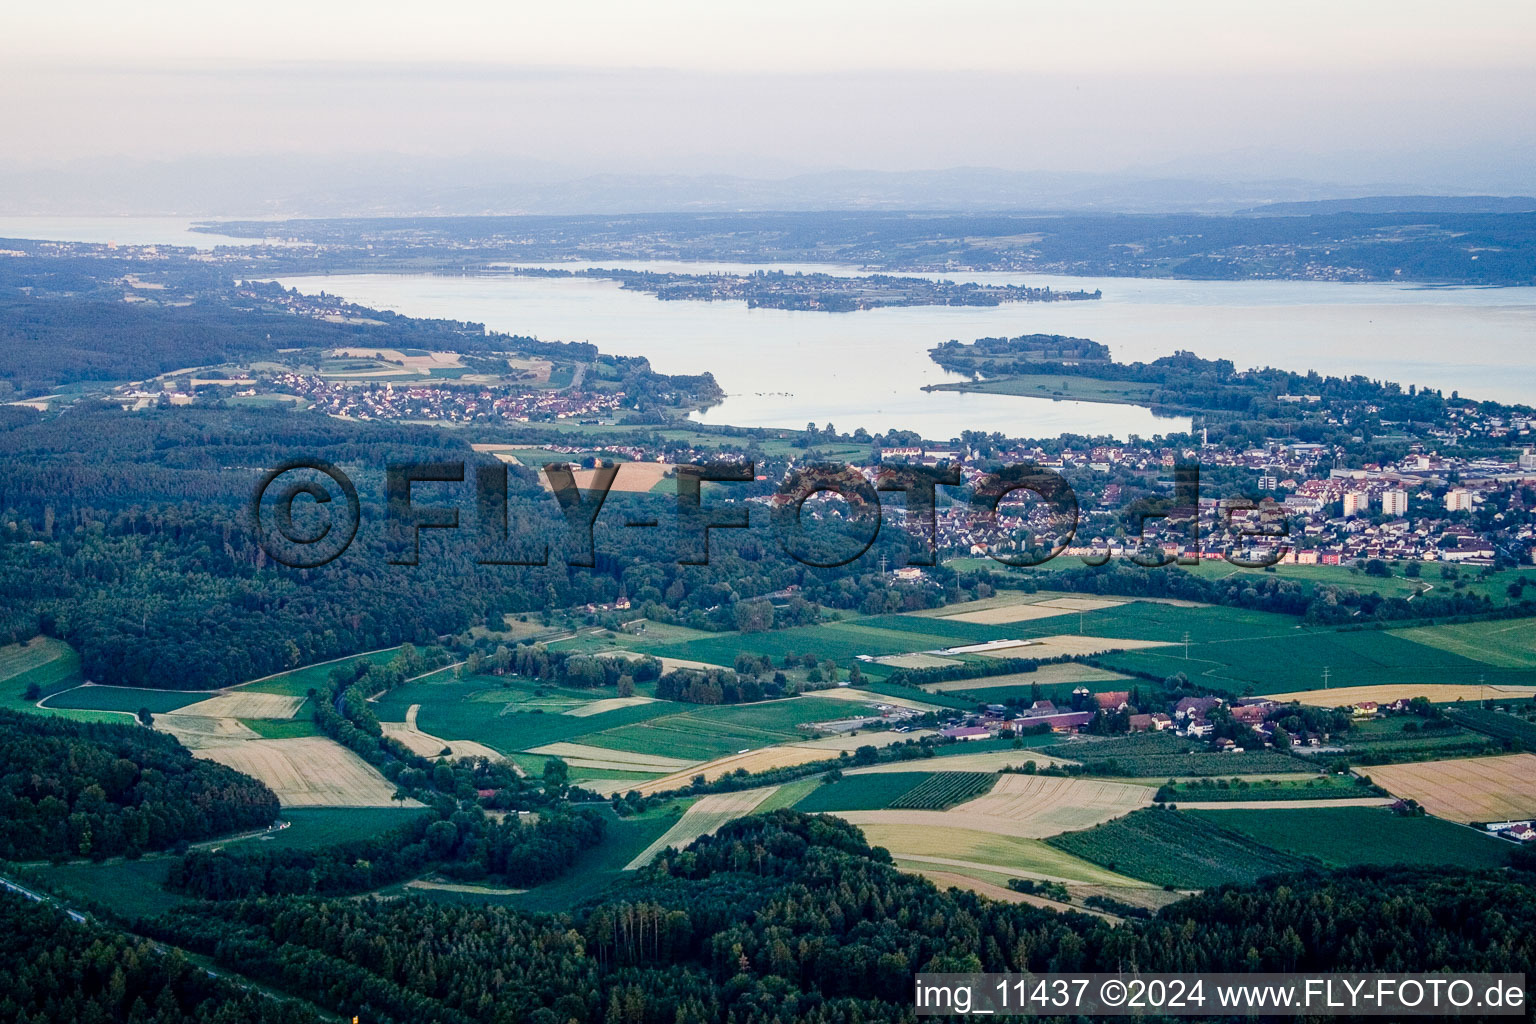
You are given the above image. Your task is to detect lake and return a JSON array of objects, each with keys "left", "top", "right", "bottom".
[
  {"left": 0, "top": 218, "right": 1530, "bottom": 440},
  {"left": 280, "top": 266, "right": 1536, "bottom": 439}
]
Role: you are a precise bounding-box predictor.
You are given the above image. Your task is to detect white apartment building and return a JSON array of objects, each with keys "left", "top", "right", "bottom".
[
  {"left": 1381, "top": 489, "right": 1408, "bottom": 517},
  {"left": 1446, "top": 488, "right": 1474, "bottom": 513}
]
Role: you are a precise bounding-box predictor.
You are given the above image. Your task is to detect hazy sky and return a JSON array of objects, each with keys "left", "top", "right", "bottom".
[{"left": 3, "top": 1, "right": 1534, "bottom": 190}]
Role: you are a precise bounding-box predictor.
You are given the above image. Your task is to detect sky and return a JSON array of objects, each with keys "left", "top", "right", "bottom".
[{"left": 2, "top": 1, "right": 1533, "bottom": 206}]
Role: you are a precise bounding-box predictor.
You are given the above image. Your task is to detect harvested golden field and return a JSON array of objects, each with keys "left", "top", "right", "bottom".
[
  {"left": 564, "top": 696, "right": 657, "bottom": 717},
  {"left": 330, "top": 347, "right": 463, "bottom": 369},
  {"left": 169, "top": 693, "right": 304, "bottom": 720},
  {"left": 806, "top": 687, "right": 943, "bottom": 712},
  {"left": 908, "top": 869, "right": 1118, "bottom": 916},
  {"left": 790, "top": 729, "right": 939, "bottom": 753},
  {"left": 862, "top": 826, "right": 1147, "bottom": 885},
  {"left": 538, "top": 462, "right": 674, "bottom": 494},
  {"left": 1034, "top": 597, "right": 1124, "bottom": 612},
  {"left": 198, "top": 737, "right": 414, "bottom": 807},
  {"left": 1367, "top": 754, "right": 1536, "bottom": 823},
  {"left": 921, "top": 664, "right": 1130, "bottom": 693},
  {"left": 528, "top": 742, "right": 698, "bottom": 772},
  {"left": 625, "top": 788, "right": 776, "bottom": 869},
  {"left": 1267, "top": 683, "right": 1536, "bottom": 707},
  {"left": 156, "top": 715, "right": 260, "bottom": 750},
  {"left": 631, "top": 746, "right": 835, "bottom": 796},
  {"left": 847, "top": 750, "right": 1078, "bottom": 775},
  {"left": 835, "top": 774, "right": 1147, "bottom": 839},
  {"left": 941, "top": 604, "right": 1074, "bottom": 625},
  {"left": 978, "top": 635, "right": 1172, "bottom": 659}
]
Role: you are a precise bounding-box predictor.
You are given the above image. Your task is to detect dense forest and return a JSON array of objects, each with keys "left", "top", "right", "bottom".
[
  {"left": 0, "top": 710, "right": 278, "bottom": 860},
  {"left": 0, "top": 892, "right": 324, "bottom": 1024},
  {"left": 130, "top": 811, "right": 1536, "bottom": 1024}
]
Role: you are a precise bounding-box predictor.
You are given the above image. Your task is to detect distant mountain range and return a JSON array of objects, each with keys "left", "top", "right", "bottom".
[
  {"left": 1242, "top": 195, "right": 1536, "bottom": 215},
  {"left": 0, "top": 156, "right": 1529, "bottom": 218}
]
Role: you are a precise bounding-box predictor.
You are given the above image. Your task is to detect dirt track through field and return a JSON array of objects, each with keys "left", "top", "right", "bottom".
[
  {"left": 381, "top": 704, "right": 507, "bottom": 762},
  {"left": 624, "top": 788, "right": 776, "bottom": 869}
]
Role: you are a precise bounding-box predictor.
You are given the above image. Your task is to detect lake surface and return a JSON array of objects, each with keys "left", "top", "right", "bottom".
[
  {"left": 0, "top": 218, "right": 1530, "bottom": 440},
  {"left": 281, "top": 266, "right": 1536, "bottom": 439}
]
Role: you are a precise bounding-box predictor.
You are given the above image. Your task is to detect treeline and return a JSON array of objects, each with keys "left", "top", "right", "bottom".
[
  {"left": 167, "top": 807, "right": 605, "bottom": 899},
  {"left": 140, "top": 810, "right": 1536, "bottom": 1024},
  {"left": 0, "top": 709, "right": 277, "bottom": 860},
  {"left": 654, "top": 667, "right": 775, "bottom": 705},
  {"left": 0, "top": 892, "right": 324, "bottom": 1024},
  {"left": 962, "top": 561, "right": 1528, "bottom": 627}
]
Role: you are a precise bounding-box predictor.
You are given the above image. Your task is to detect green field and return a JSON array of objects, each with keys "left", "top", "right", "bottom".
[
  {"left": 0, "top": 637, "right": 86, "bottom": 712},
  {"left": 888, "top": 771, "right": 995, "bottom": 809},
  {"left": 1393, "top": 618, "right": 1536, "bottom": 669},
  {"left": 930, "top": 374, "right": 1162, "bottom": 406},
  {"left": 1190, "top": 807, "right": 1513, "bottom": 870},
  {"left": 41, "top": 685, "right": 208, "bottom": 714},
  {"left": 1443, "top": 707, "right": 1536, "bottom": 747},
  {"left": 29, "top": 856, "right": 185, "bottom": 920},
  {"left": 1047, "top": 808, "right": 1306, "bottom": 888},
  {"left": 583, "top": 696, "right": 856, "bottom": 760},
  {"left": 242, "top": 647, "right": 405, "bottom": 696},
  {"left": 794, "top": 772, "right": 934, "bottom": 812},
  {"left": 220, "top": 806, "right": 430, "bottom": 852},
  {"left": 241, "top": 718, "right": 321, "bottom": 739}
]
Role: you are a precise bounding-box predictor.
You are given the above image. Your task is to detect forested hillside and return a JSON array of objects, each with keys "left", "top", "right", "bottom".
[
  {"left": 0, "top": 892, "right": 322, "bottom": 1024},
  {"left": 0, "top": 710, "right": 279, "bottom": 859},
  {"left": 133, "top": 811, "right": 1536, "bottom": 1024}
]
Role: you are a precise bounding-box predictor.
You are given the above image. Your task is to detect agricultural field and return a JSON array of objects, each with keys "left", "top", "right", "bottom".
[
  {"left": 1038, "top": 732, "right": 1302, "bottom": 777},
  {"left": 241, "top": 648, "right": 404, "bottom": 696},
  {"left": 919, "top": 663, "right": 1131, "bottom": 694},
  {"left": 382, "top": 703, "right": 507, "bottom": 762},
  {"left": 804, "top": 686, "right": 944, "bottom": 713},
  {"left": 1366, "top": 754, "right": 1536, "bottom": 823},
  {"left": 1157, "top": 774, "right": 1382, "bottom": 803},
  {"left": 241, "top": 718, "right": 321, "bottom": 740},
  {"left": 833, "top": 774, "right": 1148, "bottom": 840},
  {"left": 793, "top": 772, "right": 936, "bottom": 812},
  {"left": 1267, "top": 683, "right": 1536, "bottom": 706},
  {"left": 1392, "top": 617, "right": 1536, "bottom": 670},
  {"left": 197, "top": 736, "right": 413, "bottom": 807},
  {"left": 374, "top": 678, "right": 679, "bottom": 753},
  {"left": 887, "top": 772, "right": 996, "bottom": 809},
  {"left": 41, "top": 684, "right": 207, "bottom": 714},
  {"left": 218, "top": 806, "right": 430, "bottom": 852},
  {"left": 579, "top": 696, "right": 858, "bottom": 761},
  {"left": 627, "top": 745, "right": 841, "bottom": 797},
  {"left": 1047, "top": 808, "right": 1306, "bottom": 888},
  {"left": 857, "top": 825, "right": 1151, "bottom": 887},
  {"left": 624, "top": 788, "right": 775, "bottom": 869},
  {"left": 169, "top": 693, "right": 306, "bottom": 719},
  {"left": 0, "top": 637, "right": 99, "bottom": 718},
  {"left": 1446, "top": 707, "right": 1536, "bottom": 746},
  {"left": 1328, "top": 719, "right": 1503, "bottom": 763},
  {"left": 1097, "top": 624, "right": 1520, "bottom": 696},
  {"left": 1189, "top": 807, "right": 1513, "bottom": 869}
]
